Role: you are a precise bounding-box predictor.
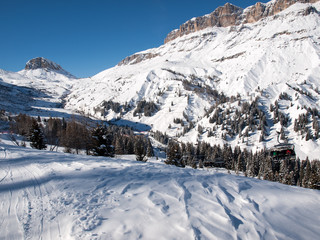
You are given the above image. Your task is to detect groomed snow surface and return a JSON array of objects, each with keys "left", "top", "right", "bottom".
[{"left": 1, "top": 137, "right": 319, "bottom": 240}]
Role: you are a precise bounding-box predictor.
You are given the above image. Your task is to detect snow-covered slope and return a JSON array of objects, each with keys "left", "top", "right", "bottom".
[
  {"left": 0, "top": 139, "right": 319, "bottom": 240},
  {"left": 64, "top": 1, "right": 320, "bottom": 159},
  {"left": 0, "top": 58, "right": 77, "bottom": 117}
]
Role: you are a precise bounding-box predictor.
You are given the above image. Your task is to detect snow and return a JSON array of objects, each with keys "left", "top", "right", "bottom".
[
  {"left": 1, "top": 137, "right": 320, "bottom": 239},
  {"left": 1, "top": 3, "right": 320, "bottom": 238},
  {"left": 0, "top": 66, "right": 78, "bottom": 118}
]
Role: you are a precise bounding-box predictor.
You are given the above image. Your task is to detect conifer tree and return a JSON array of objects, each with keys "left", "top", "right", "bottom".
[
  {"left": 293, "top": 159, "right": 300, "bottom": 186},
  {"left": 29, "top": 119, "right": 47, "bottom": 150},
  {"left": 263, "top": 157, "right": 274, "bottom": 181},
  {"left": 115, "top": 137, "right": 124, "bottom": 154},
  {"left": 126, "top": 139, "right": 134, "bottom": 154},
  {"left": 146, "top": 139, "right": 154, "bottom": 157},
  {"left": 302, "top": 158, "right": 311, "bottom": 188},
  {"left": 134, "top": 137, "right": 147, "bottom": 162},
  {"left": 91, "top": 125, "right": 114, "bottom": 157},
  {"left": 165, "top": 140, "right": 183, "bottom": 167},
  {"left": 310, "top": 161, "right": 320, "bottom": 189}
]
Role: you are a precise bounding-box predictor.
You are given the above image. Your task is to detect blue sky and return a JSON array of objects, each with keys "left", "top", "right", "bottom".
[{"left": 1, "top": 0, "right": 264, "bottom": 78}]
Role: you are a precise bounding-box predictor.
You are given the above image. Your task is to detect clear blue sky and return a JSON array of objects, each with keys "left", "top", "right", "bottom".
[{"left": 1, "top": 0, "right": 264, "bottom": 78}]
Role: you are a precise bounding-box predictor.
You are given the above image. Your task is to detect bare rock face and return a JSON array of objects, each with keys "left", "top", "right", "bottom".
[
  {"left": 164, "top": 0, "right": 320, "bottom": 43},
  {"left": 244, "top": 2, "right": 267, "bottom": 24},
  {"left": 244, "top": 0, "right": 319, "bottom": 23},
  {"left": 25, "top": 57, "right": 63, "bottom": 71},
  {"left": 118, "top": 53, "right": 159, "bottom": 66},
  {"left": 165, "top": 3, "right": 243, "bottom": 43}
]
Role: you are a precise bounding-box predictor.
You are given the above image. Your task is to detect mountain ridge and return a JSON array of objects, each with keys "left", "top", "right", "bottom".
[
  {"left": 64, "top": 0, "right": 320, "bottom": 160},
  {"left": 164, "top": 0, "right": 320, "bottom": 44}
]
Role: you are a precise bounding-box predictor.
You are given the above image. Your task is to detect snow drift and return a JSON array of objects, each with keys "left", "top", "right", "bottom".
[{"left": 0, "top": 139, "right": 319, "bottom": 239}]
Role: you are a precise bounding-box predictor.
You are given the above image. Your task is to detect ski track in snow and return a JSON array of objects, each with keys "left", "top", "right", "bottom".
[{"left": 1, "top": 143, "right": 320, "bottom": 240}]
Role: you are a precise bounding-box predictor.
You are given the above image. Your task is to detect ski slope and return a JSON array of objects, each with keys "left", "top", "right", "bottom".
[{"left": 1, "top": 138, "right": 319, "bottom": 240}]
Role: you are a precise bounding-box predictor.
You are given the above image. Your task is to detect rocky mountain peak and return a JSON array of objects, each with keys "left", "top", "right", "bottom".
[
  {"left": 25, "top": 57, "right": 63, "bottom": 71},
  {"left": 164, "top": 0, "right": 320, "bottom": 43}
]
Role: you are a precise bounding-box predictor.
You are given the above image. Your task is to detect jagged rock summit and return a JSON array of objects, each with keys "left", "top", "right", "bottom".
[
  {"left": 24, "top": 57, "right": 76, "bottom": 78},
  {"left": 164, "top": 0, "right": 320, "bottom": 43},
  {"left": 25, "top": 57, "right": 63, "bottom": 71}
]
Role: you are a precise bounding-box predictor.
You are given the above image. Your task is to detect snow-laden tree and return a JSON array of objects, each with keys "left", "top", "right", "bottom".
[
  {"left": 134, "top": 137, "right": 147, "bottom": 162},
  {"left": 91, "top": 125, "right": 114, "bottom": 157},
  {"left": 29, "top": 119, "right": 46, "bottom": 150}
]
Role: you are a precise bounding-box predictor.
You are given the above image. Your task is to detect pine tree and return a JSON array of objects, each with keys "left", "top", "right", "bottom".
[
  {"left": 302, "top": 158, "right": 311, "bottom": 188},
  {"left": 236, "top": 154, "right": 242, "bottom": 175},
  {"left": 280, "top": 159, "right": 289, "bottom": 184},
  {"left": 165, "top": 140, "right": 182, "bottom": 166},
  {"left": 126, "top": 139, "right": 134, "bottom": 154},
  {"left": 305, "top": 129, "right": 312, "bottom": 141},
  {"left": 114, "top": 136, "right": 124, "bottom": 154},
  {"left": 310, "top": 161, "right": 320, "bottom": 189},
  {"left": 146, "top": 139, "right": 154, "bottom": 157},
  {"left": 263, "top": 157, "right": 274, "bottom": 181},
  {"left": 29, "top": 119, "right": 47, "bottom": 150},
  {"left": 134, "top": 137, "right": 147, "bottom": 162},
  {"left": 298, "top": 159, "right": 304, "bottom": 187},
  {"left": 91, "top": 125, "right": 114, "bottom": 157},
  {"left": 293, "top": 159, "right": 300, "bottom": 186}
]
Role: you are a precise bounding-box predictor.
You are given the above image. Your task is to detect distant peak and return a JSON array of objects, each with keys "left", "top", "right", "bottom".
[
  {"left": 25, "top": 57, "right": 62, "bottom": 71},
  {"left": 24, "top": 57, "right": 77, "bottom": 78}
]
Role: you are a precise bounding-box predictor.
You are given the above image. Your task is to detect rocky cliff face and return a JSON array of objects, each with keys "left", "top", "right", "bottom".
[
  {"left": 164, "top": 0, "right": 319, "bottom": 43},
  {"left": 25, "top": 57, "right": 63, "bottom": 71},
  {"left": 118, "top": 0, "right": 319, "bottom": 67},
  {"left": 118, "top": 52, "right": 159, "bottom": 66}
]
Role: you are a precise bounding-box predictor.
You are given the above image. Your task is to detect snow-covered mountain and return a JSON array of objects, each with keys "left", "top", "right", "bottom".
[
  {"left": 0, "top": 57, "right": 76, "bottom": 117},
  {"left": 1, "top": 2, "right": 320, "bottom": 239},
  {"left": 64, "top": 0, "right": 320, "bottom": 159},
  {"left": 1, "top": 0, "right": 320, "bottom": 160}
]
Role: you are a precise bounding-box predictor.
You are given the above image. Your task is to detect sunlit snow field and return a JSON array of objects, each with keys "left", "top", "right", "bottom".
[{"left": 1, "top": 135, "right": 319, "bottom": 240}]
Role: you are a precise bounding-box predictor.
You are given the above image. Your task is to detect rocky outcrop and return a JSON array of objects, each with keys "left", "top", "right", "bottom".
[
  {"left": 118, "top": 52, "right": 159, "bottom": 66},
  {"left": 244, "top": 0, "right": 319, "bottom": 23},
  {"left": 24, "top": 57, "right": 76, "bottom": 78},
  {"left": 165, "top": 3, "right": 243, "bottom": 43},
  {"left": 25, "top": 57, "right": 63, "bottom": 71},
  {"left": 164, "top": 0, "right": 319, "bottom": 43}
]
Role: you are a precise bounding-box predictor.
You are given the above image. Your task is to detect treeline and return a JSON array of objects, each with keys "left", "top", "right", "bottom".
[
  {"left": 10, "top": 114, "right": 154, "bottom": 160},
  {"left": 133, "top": 100, "right": 158, "bottom": 117},
  {"left": 5, "top": 112, "right": 320, "bottom": 189},
  {"left": 93, "top": 100, "right": 159, "bottom": 118},
  {"left": 202, "top": 96, "right": 268, "bottom": 142},
  {"left": 165, "top": 140, "right": 320, "bottom": 190},
  {"left": 294, "top": 107, "right": 320, "bottom": 140}
]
